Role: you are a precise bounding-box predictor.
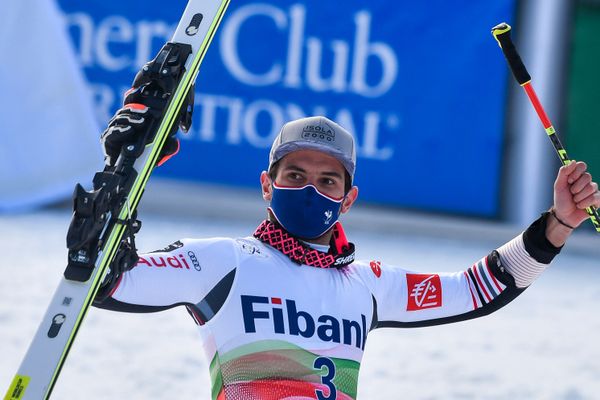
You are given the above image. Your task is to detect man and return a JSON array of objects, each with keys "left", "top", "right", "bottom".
[{"left": 95, "top": 91, "right": 599, "bottom": 399}]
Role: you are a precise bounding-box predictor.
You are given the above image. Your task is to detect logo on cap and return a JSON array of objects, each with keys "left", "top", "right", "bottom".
[{"left": 302, "top": 123, "right": 336, "bottom": 142}]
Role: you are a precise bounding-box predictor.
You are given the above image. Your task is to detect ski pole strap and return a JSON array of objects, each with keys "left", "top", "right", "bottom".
[{"left": 253, "top": 220, "right": 356, "bottom": 268}]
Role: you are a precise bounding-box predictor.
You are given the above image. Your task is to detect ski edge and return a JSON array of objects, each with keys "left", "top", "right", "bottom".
[{"left": 4, "top": 1, "right": 231, "bottom": 399}]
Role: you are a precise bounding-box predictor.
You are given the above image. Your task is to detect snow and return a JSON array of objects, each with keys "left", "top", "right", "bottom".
[{"left": 2, "top": 208, "right": 600, "bottom": 399}]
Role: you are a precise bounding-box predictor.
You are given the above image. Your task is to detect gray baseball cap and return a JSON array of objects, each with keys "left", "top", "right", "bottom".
[{"left": 268, "top": 116, "right": 356, "bottom": 180}]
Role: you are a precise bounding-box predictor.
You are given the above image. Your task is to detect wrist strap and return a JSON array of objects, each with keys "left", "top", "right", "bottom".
[
  {"left": 523, "top": 211, "right": 562, "bottom": 264},
  {"left": 550, "top": 208, "right": 575, "bottom": 230}
]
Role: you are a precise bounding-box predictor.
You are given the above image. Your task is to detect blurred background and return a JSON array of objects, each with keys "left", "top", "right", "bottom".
[
  {"left": 2, "top": 1, "right": 600, "bottom": 399},
  {"left": 1, "top": 0, "right": 598, "bottom": 226},
  {"left": 0, "top": 0, "right": 600, "bottom": 228}
]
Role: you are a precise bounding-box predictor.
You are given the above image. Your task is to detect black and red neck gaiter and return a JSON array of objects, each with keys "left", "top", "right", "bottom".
[{"left": 253, "top": 220, "right": 356, "bottom": 269}]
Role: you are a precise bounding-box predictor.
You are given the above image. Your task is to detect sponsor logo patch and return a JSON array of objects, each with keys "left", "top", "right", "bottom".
[
  {"left": 324, "top": 210, "right": 333, "bottom": 225},
  {"left": 187, "top": 251, "right": 201, "bottom": 271},
  {"left": 241, "top": 295, "right": 367, "bottom": 350},
  {"left": 406, "top": 273, "right": 442, "bottom": 311},
  {"left": 137, "top": 253, "right": 198, "bottom": 271},
  {"left": 370, "top": 260, "right": 382, "bottom": 278},
  {"left": 236, "top": 239, "right": 268, "bottom": 257},
  {"left": 154, "top": 240, "right": 184, "bottom": 253},
  {"left": 334, "top": 254, "right": 355, "bottom": 266}
]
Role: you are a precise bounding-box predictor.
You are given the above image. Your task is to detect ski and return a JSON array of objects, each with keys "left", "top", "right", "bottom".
[{"left": 4, "top": 1, "right": 229, "bottom": 399}]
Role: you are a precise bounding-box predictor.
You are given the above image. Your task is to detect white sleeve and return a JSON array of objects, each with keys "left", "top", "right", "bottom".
[
  {"left": 496, "top": 233, "right": 549, "bottom": 288},
  {"left": 351, "top": 250, "right": 524, "bottom": 328},
  {"left": 111, "top": 237, "right": 238, "bottom": 307}
]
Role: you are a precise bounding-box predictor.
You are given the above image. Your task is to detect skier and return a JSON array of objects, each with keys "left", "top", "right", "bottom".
[{"left": 95, "top": 86, "right": 600, "bottom": 400}]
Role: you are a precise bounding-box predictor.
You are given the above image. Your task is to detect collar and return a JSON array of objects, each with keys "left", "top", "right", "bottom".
[{"left": 253, "top": 220, "right": 356, "bottom": 268}]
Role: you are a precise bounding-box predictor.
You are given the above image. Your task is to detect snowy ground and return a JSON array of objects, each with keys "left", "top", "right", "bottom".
[{"left": 2, "top": 208, "right": 600, "bottom": 399}]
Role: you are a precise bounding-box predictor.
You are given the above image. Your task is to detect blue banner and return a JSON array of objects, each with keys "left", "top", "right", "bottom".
[{"left": 57, "top": 0, "right": 515, "bottom": 217}]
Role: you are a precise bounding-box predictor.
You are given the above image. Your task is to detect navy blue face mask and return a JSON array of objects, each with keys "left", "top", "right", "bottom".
[{"left": 268, "top": 183, "right": 344, "bottom": 239}]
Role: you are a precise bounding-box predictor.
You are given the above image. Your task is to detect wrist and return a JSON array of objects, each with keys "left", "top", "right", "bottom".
[
  {"left": 549, "top": 207, "right": 575, "bottom": 229},
  {"left": 546, "top": 208, "right": 573, "bottom": 247},
  {"left": 523, "top": 211, "right": 562, "bottom": 264}
]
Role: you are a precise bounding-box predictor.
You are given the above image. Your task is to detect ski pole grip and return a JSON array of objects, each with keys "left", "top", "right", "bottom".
[
  {"left": 491, "top": 22, "right": 531, "bottom": 85},
  {"left": 589, "top": 206, "right": 600, "bottom": 233}
]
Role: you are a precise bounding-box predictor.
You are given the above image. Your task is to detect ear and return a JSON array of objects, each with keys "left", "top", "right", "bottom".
[
  {"left": 340, "top": 186, "right": 358, "bottom": 214},
  {"left": 260, "top": 171, "right": 273, "bottom": 202}
]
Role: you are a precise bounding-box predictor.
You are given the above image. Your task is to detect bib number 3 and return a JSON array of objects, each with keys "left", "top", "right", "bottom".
[{"left": 313, "top": 356, "right": 337, "bottom": 400}]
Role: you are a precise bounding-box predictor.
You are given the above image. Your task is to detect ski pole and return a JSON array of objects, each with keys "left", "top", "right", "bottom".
[{"left": 491, "top": 22, "right": 600, "bottom": 233}]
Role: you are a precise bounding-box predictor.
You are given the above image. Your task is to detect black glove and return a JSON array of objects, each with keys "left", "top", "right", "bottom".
[
  {"left": 94, "top": 218, "right": 141, "bottom": 303},
  {"left": 100, "top": 75, "right": 194, "bottom": 167}
]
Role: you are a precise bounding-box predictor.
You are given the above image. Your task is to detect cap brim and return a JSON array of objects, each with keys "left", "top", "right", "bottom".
[{"left": 271, "top": 141, "right": 355, "bottom": 177}]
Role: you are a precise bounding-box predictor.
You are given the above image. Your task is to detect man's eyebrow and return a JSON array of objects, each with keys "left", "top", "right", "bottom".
[
  {"left": 284, "top": 164, "right": 343, "bottom": 179},
  {"left": 322, "top": 171, "right": 343, "bottom": 179},
  {"left": 284, "top": 164, "right": 307, "bottom": 173}
]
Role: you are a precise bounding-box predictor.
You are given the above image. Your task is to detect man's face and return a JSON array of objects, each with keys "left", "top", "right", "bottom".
[
  {"left": 261, "top": 149, "right": 358, "bottom": 217},
  {"left": 274, "top": 149, "right": 347, "bottom": 199}
]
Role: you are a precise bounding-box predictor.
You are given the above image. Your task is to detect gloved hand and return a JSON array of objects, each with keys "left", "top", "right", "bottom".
[
  {"left": 100, "top": 76, "right": 194, "bottom": 167},
  {"left": 94, "top": 238, "right": 140, "bottom": 303},
  {"left": 94, "top": 217, "right": 141, "bottom": 303}
]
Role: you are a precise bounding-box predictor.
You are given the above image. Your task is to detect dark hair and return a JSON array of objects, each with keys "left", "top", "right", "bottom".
[{"left": 269, "top": 161, "right": 352, "bottom": 194}]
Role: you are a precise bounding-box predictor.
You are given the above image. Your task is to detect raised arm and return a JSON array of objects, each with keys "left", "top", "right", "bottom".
[{"left": 363, "top": 161, "right": 599, "bottom": 329}]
